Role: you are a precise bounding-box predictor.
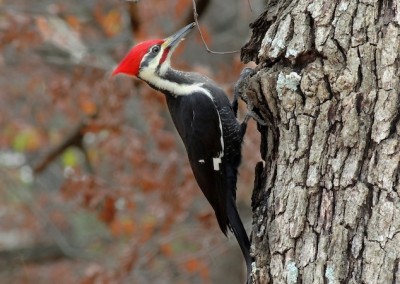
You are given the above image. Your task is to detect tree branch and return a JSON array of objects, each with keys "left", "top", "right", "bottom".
[
  {"left": 33, "top": 116, "right": 95, "bottom": 174},
  {"left": 0, "top": 244, "right": 68, "bottom": 270}
]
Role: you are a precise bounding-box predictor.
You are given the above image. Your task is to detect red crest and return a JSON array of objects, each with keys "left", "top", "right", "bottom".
[{"left": 112, "top": 39, "right": 164, "bottom": 77}]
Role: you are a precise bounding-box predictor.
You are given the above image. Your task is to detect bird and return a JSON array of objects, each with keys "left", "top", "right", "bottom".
[{"left": 113, "top": 22, "right": 254, "bottom": 282}]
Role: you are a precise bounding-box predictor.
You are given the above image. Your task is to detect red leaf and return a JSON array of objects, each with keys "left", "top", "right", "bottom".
[{"left": 98, "top": 195, "right": 116, "bottom": 224}]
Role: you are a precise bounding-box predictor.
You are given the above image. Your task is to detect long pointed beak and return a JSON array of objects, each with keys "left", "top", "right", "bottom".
[{"left": 162, "top": 22, "right": 196, "bottom": 49}]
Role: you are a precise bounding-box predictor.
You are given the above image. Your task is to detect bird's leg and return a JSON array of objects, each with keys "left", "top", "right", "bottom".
[{"left": 233, "top": 67, "right": 267, "bottom": 139}]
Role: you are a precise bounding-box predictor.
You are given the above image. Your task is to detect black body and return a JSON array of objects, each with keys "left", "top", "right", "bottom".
[{"left": 146, "top": 68, "right": 252, "bottom": 279}]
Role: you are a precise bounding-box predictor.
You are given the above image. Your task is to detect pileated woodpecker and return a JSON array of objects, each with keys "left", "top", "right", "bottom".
[{"left": 113, "top": 23, "right": 254, "bottom": 281}]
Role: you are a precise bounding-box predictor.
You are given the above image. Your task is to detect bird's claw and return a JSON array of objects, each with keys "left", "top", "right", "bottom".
[
  {"left": 233, "top": 67, "right": 267, "bottom": 131},
  {"left": 244, "top": 110, "right": 267, "bottom": 126},
  {"left": 233, "top": 67, "right": 256, "bottom": 117},
  {"left": 234, "top": 67, "right": 256, "bottom": 98}
]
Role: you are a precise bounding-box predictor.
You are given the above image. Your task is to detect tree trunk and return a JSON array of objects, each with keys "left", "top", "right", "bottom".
[{"left": 241, "top": 0, "right": 400, "bottom": 283}]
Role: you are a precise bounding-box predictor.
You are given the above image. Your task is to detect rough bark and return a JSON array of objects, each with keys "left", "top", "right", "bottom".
[{"left": 241, "top": 0, "right": 400, "bottom": 283}]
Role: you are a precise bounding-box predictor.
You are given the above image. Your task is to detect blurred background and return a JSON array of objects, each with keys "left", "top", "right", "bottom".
[{"left": 0, "top": 0, "right": 264, "bottom": 283}]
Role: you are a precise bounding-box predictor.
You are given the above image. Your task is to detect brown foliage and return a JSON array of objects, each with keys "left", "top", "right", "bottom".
[{"left": 0, "top": 0, "right": 261, "bottom": 283}]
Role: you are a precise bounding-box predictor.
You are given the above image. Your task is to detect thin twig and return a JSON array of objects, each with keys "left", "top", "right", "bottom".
[
  {"left": 191, "top": 0, "right": 239, "bottom": 54},
  {"left": 247, "top": 0, "right": 253, "bottom": 13}
]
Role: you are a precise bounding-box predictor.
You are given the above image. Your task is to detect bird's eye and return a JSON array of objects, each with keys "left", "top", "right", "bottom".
[{"left": 151, "top": 46, "right": 160, "bottom": 53}]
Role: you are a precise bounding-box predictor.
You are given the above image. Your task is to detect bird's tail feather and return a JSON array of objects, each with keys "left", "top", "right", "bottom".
[{"left": 227, "top": 196, "right": 253, "bottom": 283}]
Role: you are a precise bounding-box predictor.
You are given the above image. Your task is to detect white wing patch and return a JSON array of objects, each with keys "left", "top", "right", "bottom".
[
  {"left": 198, "top": 159, "right": 205, "bottom": 164},
  {"left": 213, "top": 157, "right": 222, "bottom": 171},
  {"left": 199, "top": 88, "right": 225, "bottom": 172}
]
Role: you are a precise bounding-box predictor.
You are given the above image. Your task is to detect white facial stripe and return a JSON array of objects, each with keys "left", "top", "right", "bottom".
[{"left": 140, "top": 69, "right": 206, "bottom": 96}]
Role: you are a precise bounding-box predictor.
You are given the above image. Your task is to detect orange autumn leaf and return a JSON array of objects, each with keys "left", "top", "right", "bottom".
[
  {"left": 101, "top": 9, "right": 123, "bottom": 37},
  {"left": 110, "top": 219, "right": 136, "bottom": 237},
  {"left": 121, "top": 220, "right": 136, "bottom": 235},
  {"left": 184, "top": 258, "right": 210, "bottom": 282},
  {"left": 64, "top": 15, "right": 81, "bottom": 32},
  {"left": 35, "top": 16, "right": 51, "bottom": 38},
  {"left": 138, "top": 174, "right": 160, "bottom": 192},
  {"left": 139, "top": 219, "right": 156, "bottom": 242},
  {"left": 184, "top": 258, "right": 201, "bottom": 273},
  {"left": 93, "top": 5, "right": 122, "bottom": 37},
  {"left": 79, "top": 99, "right": 97, "bottom": 116},
  {"left": 98, "top": 195, "right": 116, "bottom": 224},
  {"left": 160, "top": 243, "right": 173, "bottom": 257},
  {"left": 13, "top": 127, "right": 43, "bottom": 151}
]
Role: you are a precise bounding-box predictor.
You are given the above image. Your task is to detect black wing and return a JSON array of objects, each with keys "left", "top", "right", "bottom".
[{"left": 166, "top": 92, "right": 229, "bottom": 234}]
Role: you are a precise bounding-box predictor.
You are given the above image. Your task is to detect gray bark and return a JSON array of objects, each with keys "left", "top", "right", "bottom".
[{"left": 241, "top": 0, "right": 400, "bottom": 283}]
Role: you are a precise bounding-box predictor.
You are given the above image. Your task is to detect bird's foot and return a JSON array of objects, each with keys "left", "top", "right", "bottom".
[
  {"left": 234, "top": 67, "right": 256, "bottom": 97},
  {"left": 244, "top": 109, "right": 267, "bottom": 126},
  {"left": 234, "top": 67, "right": 267, "bottom": 138},
  {"left": 232, "top": 67, "right": 256, "bottom": 116}
]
